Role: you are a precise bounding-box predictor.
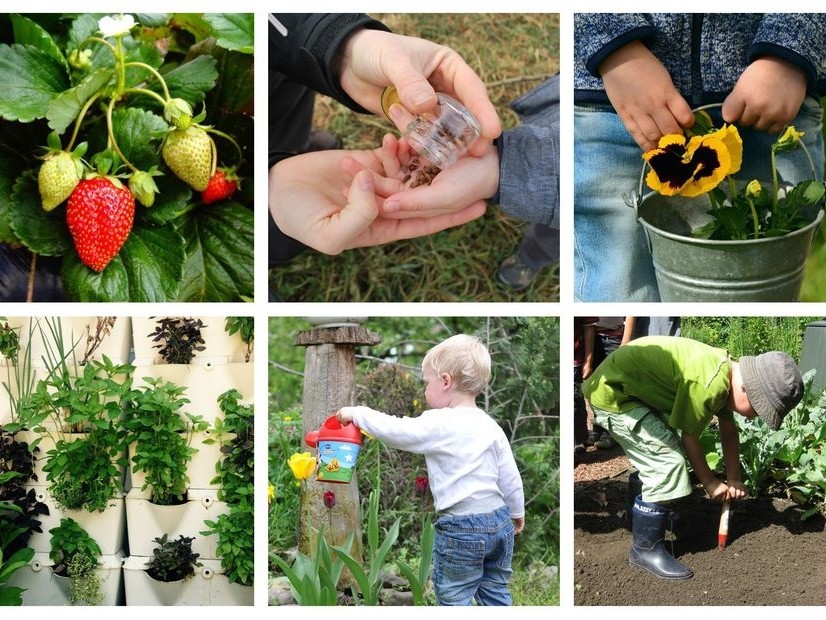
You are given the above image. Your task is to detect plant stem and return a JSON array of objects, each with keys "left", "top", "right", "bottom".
[
  {"left": 771, "top": 146, "right": 779, "bottom": 217},
  {"left": 106, "top": 95, "right": 138, "bottom": 173},
  {"left": 204, "top": 127, "right": 244, "bottom": 166},
  {"left": 67, "top": 91, "right": 103, "bottom": 152},
  {"left": 747, "top": 198, "right": 760, "bottom": 240},
  {"left": 122, "top": 87, "right": 167, "bottom": 108},
  {"left": 124, "top": 62, "right": 171, "bottom": 101}
]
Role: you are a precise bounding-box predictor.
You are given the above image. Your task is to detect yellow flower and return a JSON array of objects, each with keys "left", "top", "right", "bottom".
[
  {"left": 643, "top": 125, "right": 741, "bottom": 198},
  {"left": 774, "top": 126, "right": 805, "bottom": 152},
  {"left": 283, "top": 416, "right": 292, "bottom": 422},
  {"left": 268, "top": 483, "right": 276, "bottom": 504},
  {"left": 287, "top": 451, "right": 317, "bottom": 480},
  {"left": 745, "top": 179, "right": 762, "bottom": 198},
  {"left": 412, "top": 399, "right": 419, "bottom": 408}
]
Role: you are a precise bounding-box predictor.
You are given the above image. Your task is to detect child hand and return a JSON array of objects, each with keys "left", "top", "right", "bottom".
[
  {"left": 599, "top": 40, "right": 694, "bottom": 151},
  {"left": 726, "top": 480, "right": 747, "bottom": 501},
  {"left": 722, "top": 57, "right": 807, "bottom": 134},
  {"left": 335, "top": 408, "right": 355, "bottom": 425},
  {"left": 512, "top": 516, "right": 525, "bottom": 535},
  {"left": 704, "top": 478, "right": 730, "bottom": 503}
]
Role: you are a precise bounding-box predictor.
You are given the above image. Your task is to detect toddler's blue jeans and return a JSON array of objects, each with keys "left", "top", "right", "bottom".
[
  {"left": 574, "top": 96, "right": 825, "bottom": 302},
  {"left": 432, "top": 505, "right": 514, "bottom": 606}
]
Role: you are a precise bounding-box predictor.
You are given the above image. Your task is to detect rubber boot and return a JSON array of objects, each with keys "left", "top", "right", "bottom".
[
  {"left": 627, "top": 471, "right": 642, "bottom": 528},
  {"left": 629, "top": 496, "right": 693, "bottom": 579}
]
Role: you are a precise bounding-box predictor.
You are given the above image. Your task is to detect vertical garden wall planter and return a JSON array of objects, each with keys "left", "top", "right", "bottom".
[
  {"left": 10, "top": 551, "right": 125, "bottom": 606},
  {"left": 125, "top": 488, "right": 228, "bottom": 558},
  {"left": 122, "top": 557, "right": 252, "bottom": 606},
  {"left": 127, "top": 430, "right": 228, "bottom": 492},
  {"left": 131, "top": 317, "right": 250, "bottom": 365}
]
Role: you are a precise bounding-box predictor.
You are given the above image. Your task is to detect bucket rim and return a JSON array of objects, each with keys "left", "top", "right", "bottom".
[{"left": 639, "top": 207, "right": 824, "bottom": 247}]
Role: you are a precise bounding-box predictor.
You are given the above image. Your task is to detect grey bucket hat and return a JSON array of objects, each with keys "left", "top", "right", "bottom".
[{"left": 739, "top": 352, "right": 803, "bottom": 430}]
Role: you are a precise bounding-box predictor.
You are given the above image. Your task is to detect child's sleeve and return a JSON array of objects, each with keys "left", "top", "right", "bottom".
[
  {"left": 575, "top": 13, "right": 657, "bottom": 77},
  {"left": 350, "top": 406, "right": 434, "bottom": 454},
  {"left": 753, "top": 15, "right": 826, "bottom": 90},
  {"left": 496, "top": 436, "right": 525, "bottom": 519}
]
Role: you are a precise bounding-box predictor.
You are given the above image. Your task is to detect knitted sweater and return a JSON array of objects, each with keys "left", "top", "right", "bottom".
[{"left": 575, "top": 13, "right": 826, "bottom": 105}]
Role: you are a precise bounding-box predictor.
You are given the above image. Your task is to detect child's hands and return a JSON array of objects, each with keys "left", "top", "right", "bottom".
[
  {"left": 512, "top": 516, "right": 525, "bottom": 536},
  {"left": 722, "top": 56, "right": 807, "bottom": 134},
  {"left": 703, "top": 478, "right": 730, "bottom": 503},
  {"left": 335, "top": 408, "right": 355, "bottom": 425},
  {"left": 726, "top": 480, "right": 747, "bottom": 501},
  {"left": 599, "top": 40, "right": 695, "bottom": 151}
]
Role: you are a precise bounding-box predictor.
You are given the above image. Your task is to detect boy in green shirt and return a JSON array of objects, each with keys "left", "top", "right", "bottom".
[{"left": 581, "top": 336, "right": 803, "bottom": 579}]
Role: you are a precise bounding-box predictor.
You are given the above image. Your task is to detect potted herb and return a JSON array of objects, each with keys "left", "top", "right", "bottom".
[
  {"left": 0, "top": 431, "right": 48, "bottom": 557},
  {"left": 146, "top": 534, "right": 202, "bottom": 583},
  {"left": 631, "top": 108, "right": 825, "bottom": 301},
  {"left": 123, "top": 376, "right": 207, "bottom": 505},
  {"left": 49, "top": 518, "right": 103, "bottom": 605},
  {"left": 149, "top": 317, "right": 207, "bottom": 365},
  {"left": 224, "top": 317, "right": 254, "bottom": 363},
  {"left": 0, "top": 500, "right": 36, "bottom": 606}
]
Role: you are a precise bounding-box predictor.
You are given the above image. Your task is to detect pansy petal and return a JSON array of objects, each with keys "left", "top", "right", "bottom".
[{"left": 679, "top": 136, "right": 730, "bottom": 197}]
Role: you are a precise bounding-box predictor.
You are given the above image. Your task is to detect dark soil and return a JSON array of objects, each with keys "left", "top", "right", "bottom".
[{"left": 574, "top": 444, "right": 826, "bottom": 606}]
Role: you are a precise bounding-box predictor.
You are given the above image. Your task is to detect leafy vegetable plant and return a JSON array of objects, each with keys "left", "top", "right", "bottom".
[{"left": 0, "top": 13, "right": 253, "bottom": 301}]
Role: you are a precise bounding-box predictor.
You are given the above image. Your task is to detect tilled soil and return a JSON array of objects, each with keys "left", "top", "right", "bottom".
[{"left": 574, "top": 445, "right": 826, "bottom": 606}]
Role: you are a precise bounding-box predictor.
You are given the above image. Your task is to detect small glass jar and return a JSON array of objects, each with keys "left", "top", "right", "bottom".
[{"left": 381, "top": 87, "right": 481, "bottom": 169}]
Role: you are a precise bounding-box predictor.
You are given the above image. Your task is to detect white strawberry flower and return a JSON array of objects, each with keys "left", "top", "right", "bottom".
[{"left": 98, "top": 14, "right": 136, "bottom": 38}]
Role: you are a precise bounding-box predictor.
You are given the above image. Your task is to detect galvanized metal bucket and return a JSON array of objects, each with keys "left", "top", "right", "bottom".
[
  {"left": 636, "top": 194, "right": 823, "bottom": 301},
  {"left": 628, "top": 105, "right": 824, "bottom": 302}
]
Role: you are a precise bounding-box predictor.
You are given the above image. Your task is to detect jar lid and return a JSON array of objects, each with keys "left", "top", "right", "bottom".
[{"left": 380, "top": 86, "right": 402, "bottom": 121}]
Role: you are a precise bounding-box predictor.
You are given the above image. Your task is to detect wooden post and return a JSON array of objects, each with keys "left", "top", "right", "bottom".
[{"left": 295, "top": 321, "right": 381, "bottom": 559}]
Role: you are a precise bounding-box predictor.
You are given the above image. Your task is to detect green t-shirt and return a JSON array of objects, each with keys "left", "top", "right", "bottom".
[{"left": 582, "top": 336, "right": 732, "bottom": 436}]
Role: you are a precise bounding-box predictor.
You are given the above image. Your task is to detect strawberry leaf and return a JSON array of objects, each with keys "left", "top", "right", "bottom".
[
  {"left": 8, "top": 170, "right": 71, "bottom": 256},
  {"left": 62, "top": 224, "right": 185, "bottom": 301},
  {"left": 176, "top": 202, "right": 253, "bottom": 301},
  {"left": 47, "top": 68, "right": 114, "bottom": 134},
  {"left": 111, "top": 107, "right": 168, "bottom": 170},
  {"left": 161, "top": 55, "right": 218, "bottom": 107},
  {"left": 137, "top": 178, "right": 193, "bottom": 225},
  {"left": 10, "top": 14, "right": 67, "bottom": 69},
  {"left": 204, "top": 14, "right": 254, "bottom": 54},
  {"left": 0, "top": 43, "right": 69, "bottom": 122},
  {"left": 0, "top": 154, "right": 22, "bottom": 245}
]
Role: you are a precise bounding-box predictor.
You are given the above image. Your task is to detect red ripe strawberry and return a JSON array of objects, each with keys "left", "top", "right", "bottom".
[
  {"left": 201, "top": 168, "right": 239, "bottom": 204},
  {"left": 66, "top": 177, "right": 135, "bottom": 272}
]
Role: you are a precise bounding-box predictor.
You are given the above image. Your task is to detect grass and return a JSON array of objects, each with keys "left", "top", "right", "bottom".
[
  {"left": 270, "top": 14, "right": 560, "bottom": 302},
  {"left": 801, "top": 99, "right": 826, "bottom": 301}
]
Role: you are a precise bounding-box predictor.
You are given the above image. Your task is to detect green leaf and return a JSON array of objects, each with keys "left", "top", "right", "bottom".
[
  {"left": 0, "top": 154, "right": 22, "bottom": 244},
  {"left": 204, "top": 14, "right": 254, "bottom": 54},
  {"left": 62, "top": 224, "right": 185, "bottom": 301},
  {"left": 10, "top": 14, "right": 67, "bottom": 68},
  {"left": 210, "top": 48, "right": 253, "bottom": 114},
  {"left": 137, "top": 178, "right": 193, "bottom": 225},
  {"left": 46, "top": 68, "right": 113, "bottom": 134},
  {"left": 0, "top": 43, "right": 70, "bottom": 122},
  {"left": 111, "top": 107, "right": 167, "bottom": 170},
  {"left": 176, "top": 202, "right": 253, "bottom": 301},
  {"left": 8, "top": 170, "right": 71, "bottom": 256},
  {"left": 67, "top": 14, "right": 101, "bottom": 53},
  {"left": 161, "top": 55, "right": 218, "bottom": 106}
]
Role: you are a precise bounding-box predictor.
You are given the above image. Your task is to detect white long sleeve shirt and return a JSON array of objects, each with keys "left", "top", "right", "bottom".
[{"left": 349, "top": 405, "right": 525, "bottom": 518}]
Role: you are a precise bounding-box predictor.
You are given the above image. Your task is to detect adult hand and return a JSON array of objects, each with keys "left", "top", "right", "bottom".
[
  {"left": 722, "top": 56, "right": 807, "bottom": 134},
  {"left": 341, "top": 138, "right": 499, "bottom": 219},
  {"left": 338, "top": 29, "right": 501, "bottom": 155},
  {"left": 269, "top": 149, "right": 486, "bottom": 255},
  {"left": 600, "top": 40, "right": 694, "bottom": 151}
]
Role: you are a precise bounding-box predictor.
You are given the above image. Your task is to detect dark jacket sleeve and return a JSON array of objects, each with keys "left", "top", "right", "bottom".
[
  {"left": 574, "top": 13, "right": 657, "bottom": 77},
  {"left": 752, "top": 14, "right": 826, "bottom": 90},
  {"left": 270, "top": 13, "right": 391, "bottom": 113}
]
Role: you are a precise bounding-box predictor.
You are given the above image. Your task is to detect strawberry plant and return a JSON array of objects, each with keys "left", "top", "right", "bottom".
[{"left": 0, "top": 13, "right": 253, "bottom": 301}]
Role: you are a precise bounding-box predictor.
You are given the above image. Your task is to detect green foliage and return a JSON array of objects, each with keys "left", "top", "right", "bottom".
[
  {"left": 269, "top": 408, "right": 301, "bottom": 551},
  {"left": 681, "top": 316, "right": 816, "bottom": 360},
  {"left": 202, "top": 389, "right": 253, "bottom": 586},
  {"left": 332, "top": 489, "right": 400, "bottom": 606},
  {"left": 123, "top": 376, "right": 206, "bottom": 505},
  {"left": 0, "top": 499, "right": 35, "bottom": 606},
  {"left": 0, "top": 320, "right": 20, "bottom": 361},
  {"left": 148, "top": 316, "right": 206, "bottom": 364},
  {"left": 271, "top": 531, "right": 346, "bottom": 605},
  {"left": 0, "top": 13, "right": 253, "bottom": 301},
  {"left": 146, "top": 534, "right": 201, "bottom": 582},
  {"left": 225, "top": 316, "right": 254, "bottom": 362},
  {"left": 49, "top": 518, "right": 102, "bottom": 605},
  {"left": 396, "top": 515, "right": 435, "bottom": 606}
]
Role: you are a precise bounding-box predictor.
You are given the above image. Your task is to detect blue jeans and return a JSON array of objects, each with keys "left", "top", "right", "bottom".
[
  {"left": 574, "top": 97, "right": 825, "bottom": 301},
  {"left": 432, "top": 505, "right": 514, "bottom": 606}
]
